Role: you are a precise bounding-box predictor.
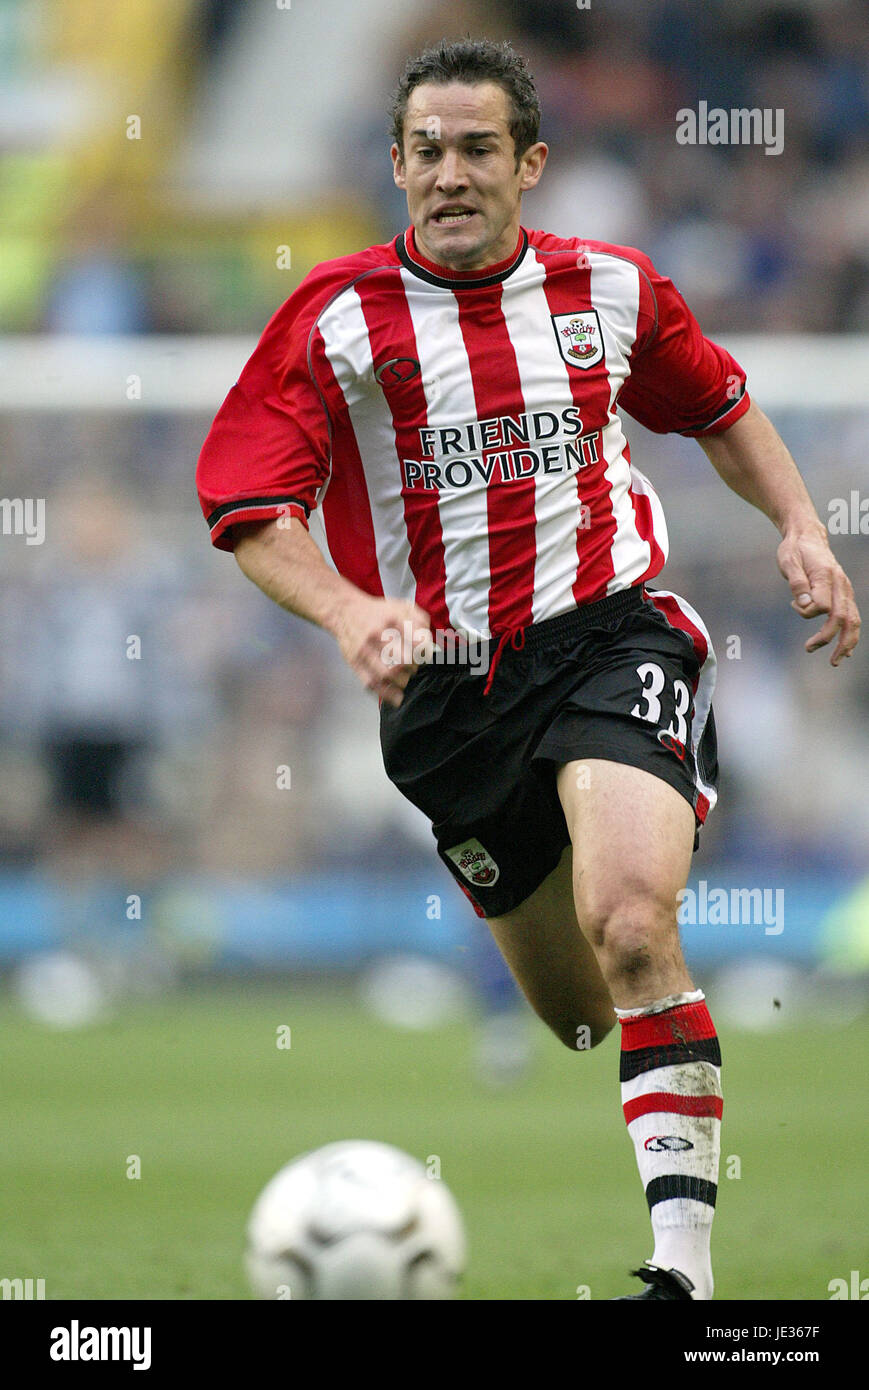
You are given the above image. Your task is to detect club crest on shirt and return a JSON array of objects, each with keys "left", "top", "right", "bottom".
[
  {"left": 444, "top": 838, "right": 500, "bottom": 887},
  {"left": 551, "top": 309, "right": 604, "bottom": 369}
]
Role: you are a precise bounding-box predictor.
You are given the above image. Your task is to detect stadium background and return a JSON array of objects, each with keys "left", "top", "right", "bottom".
[{"left": 0, "top": 0, "right": 867, "bottom": 1300}]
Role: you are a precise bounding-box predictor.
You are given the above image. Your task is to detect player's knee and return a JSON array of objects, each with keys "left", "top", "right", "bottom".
[{"left": 590, "top": 898, "right": 677, "bottom": 985}]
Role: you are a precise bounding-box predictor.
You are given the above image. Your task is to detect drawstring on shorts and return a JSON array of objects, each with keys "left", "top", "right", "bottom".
[{"left": 483, "top": 626, "right": 526, "bottom": 696}]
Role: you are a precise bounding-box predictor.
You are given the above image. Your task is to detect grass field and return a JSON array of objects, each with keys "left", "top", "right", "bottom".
[{"left": 1, "top": 980, "right": 866, "bottom": 1301}]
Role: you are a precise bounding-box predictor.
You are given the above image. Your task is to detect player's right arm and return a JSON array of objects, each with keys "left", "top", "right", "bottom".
[
  {"left": 196, "top": 259, "right": 432, "bottom": 707},
  {"left": 232, "top": 515, "right": 432, "bottom": 707}
]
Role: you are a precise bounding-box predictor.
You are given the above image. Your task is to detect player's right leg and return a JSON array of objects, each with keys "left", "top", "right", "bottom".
[{"left": 484, "top": 844, "right": 616, "bottom": 1051}]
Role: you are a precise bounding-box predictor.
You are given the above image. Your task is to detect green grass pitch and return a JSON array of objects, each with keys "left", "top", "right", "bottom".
[{"left": 1, "top": 981, "right": 865, "bottom": 1300}]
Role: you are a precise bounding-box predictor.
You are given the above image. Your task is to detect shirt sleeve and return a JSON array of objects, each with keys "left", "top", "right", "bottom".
[
  {"left": 616, "top": 251, "right": 751, "bottom": 437},
  {"left": 196, "top": 272, "right": 336, "bottom": 552}
]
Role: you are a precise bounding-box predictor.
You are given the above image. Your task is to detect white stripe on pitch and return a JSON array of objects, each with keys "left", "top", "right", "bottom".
[
  {"left": 318, "top": 289, "right": 415, "bottom": 601},
  {"left": 503, "top": 250, "right": 589, "bottom": 623},
  {"left": 400, "top": 269, "right": 491, "bottom": 637},
  {"left": 586, "top": 253, "right": 651, "bottom": 593},
  {"left": 650, "top": 587, "right": 718, "bottom": 813}
]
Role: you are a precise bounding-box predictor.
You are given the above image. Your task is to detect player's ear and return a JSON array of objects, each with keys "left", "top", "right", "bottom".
[
  {"left": 519, "top": 141, "right": 548, "bottom": 192},
  {"left": 391, "top": 143, "right": 407, "bottom": 189}
]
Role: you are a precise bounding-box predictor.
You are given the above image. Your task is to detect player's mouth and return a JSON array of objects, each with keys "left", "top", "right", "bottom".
[{"left": 432, "top": 207, "right": 477, "bottom": 226}]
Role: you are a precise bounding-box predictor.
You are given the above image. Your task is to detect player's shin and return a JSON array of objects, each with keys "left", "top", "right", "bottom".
[{"left": 615, "top": 990, "right": 722, "bottom": 1301}]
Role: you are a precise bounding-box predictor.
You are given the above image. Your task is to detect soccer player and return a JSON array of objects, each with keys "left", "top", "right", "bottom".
[{"left": 196, "top": 39, "right": 860, "bottom": 1299}]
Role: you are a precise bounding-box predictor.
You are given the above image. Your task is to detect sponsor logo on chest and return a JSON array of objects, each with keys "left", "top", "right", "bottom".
[{"left": 398, "top": 408, "right": 604, "bottom": 491}]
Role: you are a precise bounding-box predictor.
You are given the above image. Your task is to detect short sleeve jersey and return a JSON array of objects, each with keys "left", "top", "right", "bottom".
[{"left": 196, "top": 226, "right": 750, "bottom": 637}]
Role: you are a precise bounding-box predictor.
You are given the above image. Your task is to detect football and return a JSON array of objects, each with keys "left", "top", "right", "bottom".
[{"left": 244, "top": 1140, "right": 467, "bottom": 1299}]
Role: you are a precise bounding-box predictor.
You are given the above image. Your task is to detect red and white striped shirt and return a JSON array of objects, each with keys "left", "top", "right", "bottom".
[{"left": 197, "top": 226, "right": 749, "bottom": 637}]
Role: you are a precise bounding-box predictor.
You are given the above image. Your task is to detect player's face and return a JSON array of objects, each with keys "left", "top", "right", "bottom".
[{"left": 392, "top": 82, "right": 547, "bottom": 271}]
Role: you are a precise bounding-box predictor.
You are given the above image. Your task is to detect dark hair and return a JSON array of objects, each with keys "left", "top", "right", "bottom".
[{"left": 390, "top": 38, "right": 541, "bottom": 164}]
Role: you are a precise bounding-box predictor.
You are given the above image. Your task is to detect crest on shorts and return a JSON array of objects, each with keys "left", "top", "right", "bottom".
[
  {"left": 445, "top": 838, "right": 500, "bottom": 887},
  {"left": 551, "top": 309, "right": 604, "bottom": 369}
]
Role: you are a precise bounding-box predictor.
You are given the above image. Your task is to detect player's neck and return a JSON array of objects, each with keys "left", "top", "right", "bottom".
[{"left": 406, "top": 225, "right": 525, "bottom": 280}]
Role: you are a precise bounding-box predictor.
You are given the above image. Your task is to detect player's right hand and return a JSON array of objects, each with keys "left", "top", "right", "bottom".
[{"left": 333, "top": 596, "right": 435, "bottom": 707}]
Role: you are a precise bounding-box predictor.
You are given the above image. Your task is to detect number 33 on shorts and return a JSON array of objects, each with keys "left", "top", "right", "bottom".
[{"left": 630, "top": 661, "right": 692, "bottom": 760}]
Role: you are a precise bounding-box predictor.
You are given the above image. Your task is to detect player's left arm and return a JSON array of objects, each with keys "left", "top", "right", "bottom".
[{"left": 697, "top": 399, "right": 861, "bottom": 665}]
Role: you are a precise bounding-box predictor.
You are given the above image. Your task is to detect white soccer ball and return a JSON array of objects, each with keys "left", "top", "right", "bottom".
[{"left": 244, "top": 1140, "right": 467, "bottom": 1300}]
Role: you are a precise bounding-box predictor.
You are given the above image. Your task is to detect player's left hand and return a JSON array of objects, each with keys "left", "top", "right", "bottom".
[{"left": 777, "top": 524, "right": 861, "bottom": 665}]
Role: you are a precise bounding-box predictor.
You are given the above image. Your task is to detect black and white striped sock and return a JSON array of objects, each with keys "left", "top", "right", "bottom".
[{"left": 617, "top": 990, "right": 723, "bottom": 1300}]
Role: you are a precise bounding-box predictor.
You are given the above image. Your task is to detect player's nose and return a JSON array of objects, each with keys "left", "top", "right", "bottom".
[{"left": 435, "top": 150, "right": 469, "bottom": 190}]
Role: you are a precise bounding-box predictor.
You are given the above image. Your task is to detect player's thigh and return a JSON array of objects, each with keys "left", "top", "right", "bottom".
[
  {"left": 556, "top": 758, "right": 695, "bottom": 944},
  {"left": 485, "top": 845, "right": 616, "bottom": 1048}
]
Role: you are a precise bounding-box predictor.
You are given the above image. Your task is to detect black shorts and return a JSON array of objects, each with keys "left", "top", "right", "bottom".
[{"left": 379, "top": 585, "right": 719, "bottom": 918}]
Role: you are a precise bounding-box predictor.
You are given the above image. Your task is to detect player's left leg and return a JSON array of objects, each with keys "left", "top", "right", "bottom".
[
  {"left": 484, "top": 843, "right": 617, "bottom": 1050},
  {"left": 556, "top": 758, "right": 722, "bottom": 1300}
]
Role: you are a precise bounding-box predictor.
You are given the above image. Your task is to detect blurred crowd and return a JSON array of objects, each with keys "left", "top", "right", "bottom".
[
  {"left": 359, "top": 0, "right": 869, "bottom": 333},
  {"left": 1, "top": 0, "right": 867, "bottom": 333}
]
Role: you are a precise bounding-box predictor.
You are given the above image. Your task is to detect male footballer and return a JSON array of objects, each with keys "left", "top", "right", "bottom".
[{"left": 196, "top": 39, "right": 860, "bottom": 1299}]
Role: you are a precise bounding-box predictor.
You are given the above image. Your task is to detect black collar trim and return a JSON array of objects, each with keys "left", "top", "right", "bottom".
[{"left": 395, "top": 229, "right": 529, "bottom": 288}]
